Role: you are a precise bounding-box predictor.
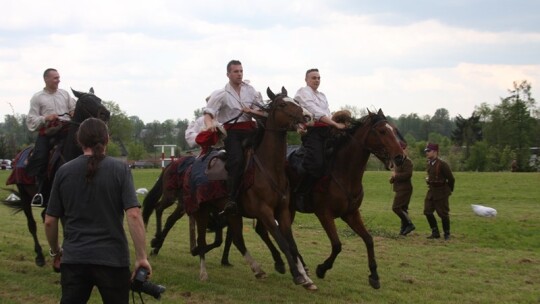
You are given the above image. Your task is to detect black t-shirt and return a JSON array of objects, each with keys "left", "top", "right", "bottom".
[{"left": 47, "top": 155, "right": 139, "bottom": 267}]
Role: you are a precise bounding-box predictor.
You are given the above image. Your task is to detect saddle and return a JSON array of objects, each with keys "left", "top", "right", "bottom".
[{"left": 205, "top": 150, "right": 228, "bottom": 180}]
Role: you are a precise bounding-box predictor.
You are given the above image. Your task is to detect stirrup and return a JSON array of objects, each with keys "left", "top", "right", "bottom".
[
  {"left": 31, "top": 193, "right": 44, "bottom": 207},
  {"left": 219, "top": 200, "right": 238, "bottom": 216}
]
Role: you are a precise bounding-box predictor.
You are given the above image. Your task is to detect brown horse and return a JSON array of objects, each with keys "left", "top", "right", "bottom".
[
  {"left": 188, "top": 87, "right": 316, "bottom": 289},
  {"left": 221, "top": 109, "right": 405, "bottom": 289},
  {"left": 2, "top": 88, "right": 110, "bottom": 267}
]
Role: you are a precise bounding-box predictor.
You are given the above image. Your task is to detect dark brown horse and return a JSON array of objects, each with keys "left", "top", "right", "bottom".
[
  {"left": 221, "top": 109, "right": 405, "bottom": 289},
  {"left": 187, "top": 87, "right": 316, "bottom": 289},
  {"left": 2, "top": 88, "right": 110, "bottom": 267}
]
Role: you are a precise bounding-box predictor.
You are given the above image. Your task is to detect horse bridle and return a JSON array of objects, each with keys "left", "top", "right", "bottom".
[
  {"left": 256, "top": 95, "right": 304, "bottom": 132},
  {"left": 74, "top": 93, "right": 109, "bottom": 123},
  {"left": 350, "top": 114, "right": 395, "bottom": 163}
]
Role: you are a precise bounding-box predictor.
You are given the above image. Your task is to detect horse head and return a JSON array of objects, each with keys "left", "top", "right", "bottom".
[
  {"left": 71, "top": 88, "right": 111, "bottom": 123},
  {"left": 264, "top": 87, "right": 307, "bottom": 132},
  {"left": 361, "top": 109, "right": 405, "bottom": 169}
]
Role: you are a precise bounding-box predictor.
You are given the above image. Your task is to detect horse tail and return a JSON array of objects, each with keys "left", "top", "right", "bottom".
[
  {"left": 1, "top": 188, "right": 26, "bottom": 214},
  {"left": 142, "top": 171, "right": 164, "bottom": 225}
]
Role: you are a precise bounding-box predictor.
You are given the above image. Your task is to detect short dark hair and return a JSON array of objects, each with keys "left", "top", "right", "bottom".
[
  {"left": 43, "top": 68, "right": 57, "bottom": 78},
  {"left": 227, "top": 60, "right": 242, "bottom": 73},
  {"left": 305, "top": 68, "right": 319, "bottom": 77}
]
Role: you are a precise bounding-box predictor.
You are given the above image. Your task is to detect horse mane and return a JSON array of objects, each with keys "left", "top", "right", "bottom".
[{"left": 332, "top": 112, "right": 382, "bottom": 152}]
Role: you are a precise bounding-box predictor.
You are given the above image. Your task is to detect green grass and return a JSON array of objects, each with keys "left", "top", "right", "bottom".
[{"left": 0, "top": 169, "right": 539, "bottom": 304}]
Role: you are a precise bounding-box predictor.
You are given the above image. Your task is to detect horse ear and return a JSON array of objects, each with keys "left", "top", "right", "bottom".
[
  {"left": 281, "top": 86, "right": 287, "bottom": 96},
  {"left": 377, "top": 109, "right": 386, "bottom": 118},
  {"left": 267, "top": 87, "right": 276, "bottom": 101},
  {"left": 71, "top": 88, "right": 83, "bottom": 98},
  {"left": 89, "top": 87, "right": 94, "bottom": 94},
  {"left": 367, "top": 108, "right": 372, "bottom": 115}
]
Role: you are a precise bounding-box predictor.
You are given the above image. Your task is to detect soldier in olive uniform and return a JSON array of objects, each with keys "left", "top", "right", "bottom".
[
  {"left": 390, "top": 142, "right": 415, "bottom": 236},
  {"left": 424, "top": 143, "right": 455, "bottom": 240}
]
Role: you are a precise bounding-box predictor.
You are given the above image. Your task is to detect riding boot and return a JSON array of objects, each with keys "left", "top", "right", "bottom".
[
  {"left": 399, "top": 210, "right": 416, "bottom": 236},
  {"left": 442, "top": 217, "right": 451, "bottom": 240},
  {"left": 222, "top": 177, "right": 239, "bottom": 215},
  {"left": 294, "top": 174, "right": 317, "bottom": 212},
  {"left": 426, "top": 214, "right": 440, "bottom": 239},
  {"left": 31, "top": 175, "right": 45, "bottom": 207}
]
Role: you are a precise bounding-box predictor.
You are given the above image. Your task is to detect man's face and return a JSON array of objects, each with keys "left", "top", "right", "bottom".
[
  {"left": 306, "top": 71, "right": 321, "bottom": 91},
  {"left": 227, "top": 64, "right": 243, "bottom": 86},
  {"left": 425, "top": 150, "right": 437, "bottom": 160},
  {"left": 44, "top": 70, "right": 60, "bottom": 91}
]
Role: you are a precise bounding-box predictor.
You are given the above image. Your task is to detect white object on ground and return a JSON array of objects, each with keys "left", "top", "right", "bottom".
[
  {"left": 136, "top": 188, "right": 148, "bottom": 195},
  {"left": 471, "top": 204, "right": 497, "bottom": 217},
  {"left": 6, "top": 193, "right": 21, "bottom": 201}
]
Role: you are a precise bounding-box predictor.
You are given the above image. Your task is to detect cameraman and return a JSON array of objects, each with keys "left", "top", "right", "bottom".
[{"left": 44, "top": 118, "right": 152, "bottom": 304}]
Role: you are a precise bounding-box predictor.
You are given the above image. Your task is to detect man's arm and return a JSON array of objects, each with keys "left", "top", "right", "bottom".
[
  {"left": 126, "top": 207, "right": 152, "bottom": 276},
  {"left": 319, "top": 115, "right": 346, "bottom": 129},
  {"left": 44, "top": 215, "right": 61, "bottom": 254}
]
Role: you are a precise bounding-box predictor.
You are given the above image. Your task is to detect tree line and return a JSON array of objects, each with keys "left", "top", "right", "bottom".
[{"left": 1, "top": 81, "right": 539, "bottom": 172}]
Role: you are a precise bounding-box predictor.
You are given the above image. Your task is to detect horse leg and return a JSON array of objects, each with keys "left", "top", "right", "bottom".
[
  {"left": 315, "top": 214, "right": 341, "bottom": 280},
  {"left": 151, "top": 207, "right": 165, "bottom": 248},
  {"left": 151, "top": 202, "right": 185, "bottom": 256},
  {"left": 227, "top": 215, "right": 266, "bottom": 279},
  {"left": 275, "top": 210, "right": 317, "bottom": 290},
  {"left": 23, "top": 201, "right": 45, "bottom": 267},
  {"left": 255, "top": 219, "right": 285, "bottom": 274},
  {"left": 256, "top": 213, "right": 310, "bottom": 287},
  {"left": 150, "top": 194, "right": 176, "bottom": 249},
  {"left": 220, "top": 225, "right": 233, "bottom": 266},
  {"left": 342, "top": 210, "right": 380, "bottom": 289},
  {"left": 192, "top": 211, "right": 210, "bottom": 281}
]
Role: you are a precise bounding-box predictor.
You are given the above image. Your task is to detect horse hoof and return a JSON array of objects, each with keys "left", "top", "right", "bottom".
[
  {"left": 302, "top": 282, "right": 318, "bottom": 291},
  {"left": 150, "top": 238, "right": 163, "bottom": 248},
  {"left": 200, "top": 273, "right": 209, "bottom": 281},
  {"left": 274, "top": 263, "right": 286, "bottom": 274},
  {"left": 255, "top": 271, "right": 267, "bottom": 279},
  {"left": 315, "top": 264, "right": 326, "bottom": 279},
  {"left": 221, "top": 261, "right": 233, "bottom": 267},
  {"left": 369, "top": 276, "right": 381, "bottom": 289},
  {"left": 293, "top": 275, "right": 307, "bottom": 285},
  {"left": 150, "top": 248, "right": 160, "bottom": 256},
  {"left": 35, "top": 256, "right": 45, "bottom": 267}
]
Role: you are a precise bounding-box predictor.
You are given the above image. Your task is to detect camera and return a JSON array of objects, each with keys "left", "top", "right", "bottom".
[{"left": 131, "top": 267, "right": 166, "bottom": 300}]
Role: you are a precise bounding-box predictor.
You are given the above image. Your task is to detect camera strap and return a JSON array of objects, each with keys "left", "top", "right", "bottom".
[{"left": 131, "top": 290, "right": 145, "bottom": 304}]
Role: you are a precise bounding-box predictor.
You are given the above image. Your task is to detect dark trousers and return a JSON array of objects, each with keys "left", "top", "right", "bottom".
[
  {"left": 224, "top": 129, "right": 254, "bottom": 198},
  {"left": 60, "top": 263, "right": 131, "bottom": 304},
  {"left": 300, "top": 127, "right": 329, "bottom": 177},
  {"left": 26, "top": 135, "right": 52, "bottom": 178}
]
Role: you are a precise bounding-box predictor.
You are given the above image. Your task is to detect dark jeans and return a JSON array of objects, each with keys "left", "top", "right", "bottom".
[
  {"left": 224, "top": 129, "right": 254, "bottom": 197},
  {"left": 60, "top": 263, "right": 131, "bottom": 304},
  {"left": 26, "top": 135, "right": 52, "bottom": 178},
  {"left": 300, "top": 127, "right": 330, "bottom": 177}
]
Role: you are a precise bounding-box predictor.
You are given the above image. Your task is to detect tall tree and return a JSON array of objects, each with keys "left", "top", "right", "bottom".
[
  {"left": 103, "top": 101, "right": 134, "bottom": 145},
  {"left": 483, "top": 80, "right": 537, "bottom": 171},
  {"left": 451, "top": 112, "right": 482, "bottom": 159}
]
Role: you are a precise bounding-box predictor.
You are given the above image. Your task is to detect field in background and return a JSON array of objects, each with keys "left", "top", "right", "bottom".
[{"left": 0, "top": 169, "right": 539, "bottom": 303}]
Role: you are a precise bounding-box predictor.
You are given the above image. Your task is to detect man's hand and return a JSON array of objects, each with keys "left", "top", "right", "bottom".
[
  {"left": 52, "top": 251, "right": 62, "bottom": 273},
  {"left": 45, "top": 114, "right": 58, "bottom": 122}
]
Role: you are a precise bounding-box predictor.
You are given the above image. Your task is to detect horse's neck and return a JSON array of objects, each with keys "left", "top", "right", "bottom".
[
  {"left": 255, "top": 129, "right": 287, "bottom": 172},
  {"left": 331, "top": 129, "right": 370, "bottom": 183},
  {"left": 62, "top": 125, "right": 83, "bottom": 161}
]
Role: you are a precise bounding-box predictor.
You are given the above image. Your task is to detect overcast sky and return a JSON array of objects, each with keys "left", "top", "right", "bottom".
[{"left": 2, "top": 0, "right": 540, "bottom": 123}]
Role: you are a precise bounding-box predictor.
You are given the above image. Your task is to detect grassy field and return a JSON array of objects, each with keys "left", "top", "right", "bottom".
[{"left": 0, "top": 169, "right": 539, "bottom": 304}]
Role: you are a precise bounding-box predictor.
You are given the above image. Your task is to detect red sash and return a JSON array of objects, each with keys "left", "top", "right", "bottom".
[{"left": 224, "top": 121, "right": 256, "bottom": 130}]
